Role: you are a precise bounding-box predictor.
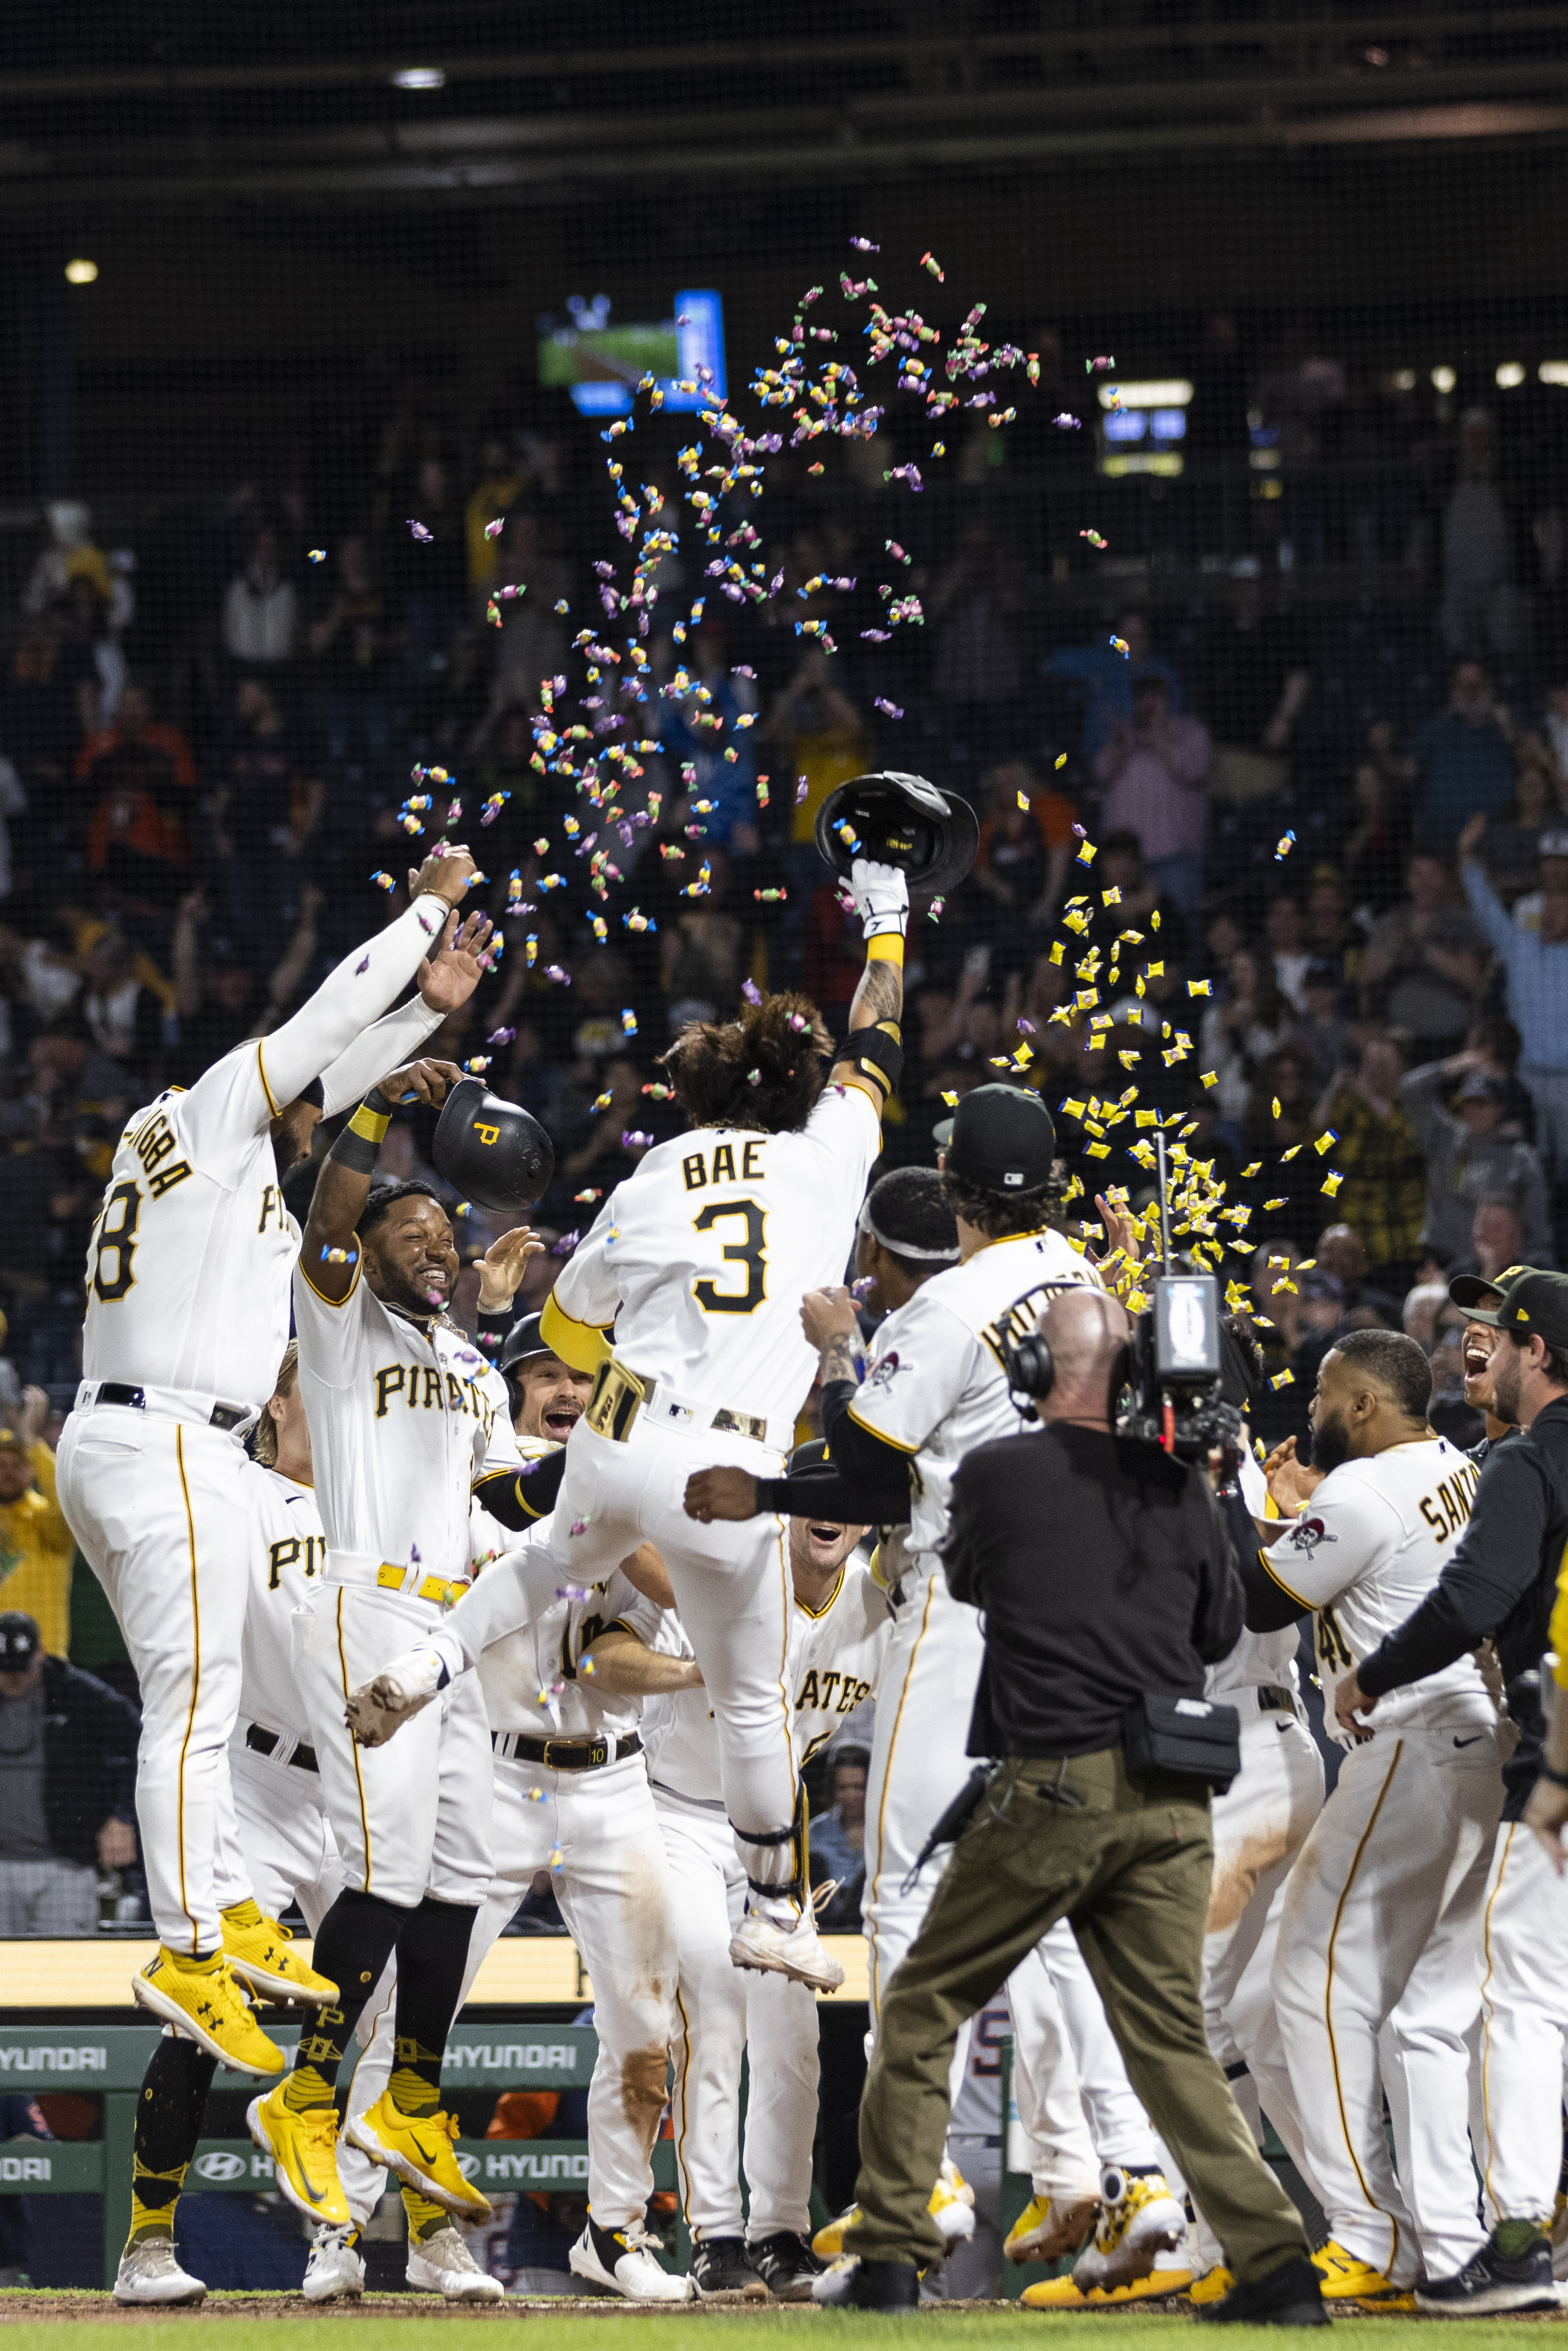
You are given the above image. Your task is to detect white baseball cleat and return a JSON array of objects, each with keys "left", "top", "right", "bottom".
[
  {"left": 345, "top": 1646, "right": 445, "bottom": 1747},
  {"left": 729, "top": 1910, "right": 845, "bottom": 1992},
  {"left": 569, "top": 2217, "right": 696, "bottom": 2301},
  {"left": 113, "top": 2238, "right": 207, "bottom": 2305},
  {"left": 303, "top": 2223, "right": 365, "bottom": 2303},
  {"left": 407, "top": 2223, "right": 505, "bottom": 2300}
]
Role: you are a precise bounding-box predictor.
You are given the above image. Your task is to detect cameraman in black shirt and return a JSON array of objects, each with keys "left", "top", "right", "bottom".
[{"left": 818, "top": 1289, "right": 1319, "bottom": 2327}]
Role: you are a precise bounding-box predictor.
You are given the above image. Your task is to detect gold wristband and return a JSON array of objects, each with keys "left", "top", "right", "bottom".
[
  {"left": 348, "top": 1102, "right": 392, "bottom": 1145},
  {"left": 867, "top": 932, "right": 905, "bottom": 964}
]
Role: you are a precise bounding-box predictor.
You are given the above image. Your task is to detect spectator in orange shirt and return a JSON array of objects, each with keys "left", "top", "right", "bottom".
[{"left": 76, "top": 682, "right": 196, "bottom": 795}]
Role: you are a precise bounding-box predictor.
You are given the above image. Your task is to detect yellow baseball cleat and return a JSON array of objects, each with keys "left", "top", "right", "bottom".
[
  {"left": 812, "top": 2161, "right": 974, "bottom": 2262},
  {"left": 133, "top": 1947, "right": 285, "bottom": 2075},
  {"left": 346, "top": 2091, "right": 492, "bottom": 2224},
  {"left": 1022, "top": 2267, "right": 1193, "bottom": 2308},
  {"left": 247, "top": 2083, "right": 350, "bottom": 2227},
  {"left": 1311, "top": 2241, "right": 1405, "bottom": 2300},
  {"left": 222, "top": 1904, "right": 338, "bottom": 2007},
  {"left": 1188, "top": 2264, "right": 1235, "bottom": 2304},
  {"left": 1006, "top": 2194, "right": 1099, "bottom": 2263}
]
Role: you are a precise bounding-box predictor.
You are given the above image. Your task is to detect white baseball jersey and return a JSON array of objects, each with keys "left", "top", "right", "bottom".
[
  {"left": 77, "top": 896, "right": 448, "bottom": 1409},
  {"left": 1261, "top": 1437, "right": 1488, "bottom": 1743},
  {"left": 238, "top": 1459, "right": 326, "bottom": 1742},
  {"left": 845, "top": 1228, "right": 1104, "bottom": 1561},
  {"left": 644, "top": 1559, "right": 890, "bottom": 1802},
  {"left": 549, "top": 1085, "right": 881, "bottom": 1430},
  {"left": 293, "top": 1267, "right": 524, "bottom": 1588},
  {"left": 476, "top": 1556, "right": 668, "bottom": 1741},
  {"left": 1207, "top": 1447, "right": 1299, "bottom": 1703}
]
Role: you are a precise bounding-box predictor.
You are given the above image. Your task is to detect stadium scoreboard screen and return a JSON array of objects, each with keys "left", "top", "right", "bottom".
[{"left": 539, "top": 289, "right": 726, "bottom": 416}]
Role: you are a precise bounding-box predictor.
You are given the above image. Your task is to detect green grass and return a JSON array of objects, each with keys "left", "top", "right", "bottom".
[{"left": 3, "top": 2314, "right": 1566, "bottom": 2348}]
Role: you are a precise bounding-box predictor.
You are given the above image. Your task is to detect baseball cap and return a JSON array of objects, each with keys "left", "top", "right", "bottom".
[
  {"left": 1456, "top": 1071, "right": 1506, "bottom": 1106},
  {"left": 933, "top": 1083, "right": 1057, "bottom": 1193},
  {"left": 1454, "top": 1266, "right": 1568, "bottom": 1348},
  {"left": 786, "top": 1438, "right": 835, "bottom": 1482},
  {"left": 0, "top": 1612, "right": 41, "bottom": 1669}
]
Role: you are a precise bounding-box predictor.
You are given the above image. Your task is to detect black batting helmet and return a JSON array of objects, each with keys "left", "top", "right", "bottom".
[
  {"left": 432, "top": 1078, "right": 554, "bottom": 1214},
  {"left": 815, "top": 770, "right": 979, "bottom": 896}
]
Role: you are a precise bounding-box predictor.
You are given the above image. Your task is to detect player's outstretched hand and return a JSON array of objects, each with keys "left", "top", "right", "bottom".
[
  {"left": 685, "top": 1466, "right": 760, "bottom": 1523},
  {"left": 1089, "top": 1192, "right": 1142, "bottom": 1279},
  {"left": 377, "top": 1056, "right": 465, "bottom": 1108},
  {"left": 411, "top": 844, "right": 479, "bottom": 906},
  {"left": 476, "top": 1227, "right": 546, "bottom": 1311},
  {"left": 801, "top": 1284, "right": 860, "bottom": 1351},
  {"left": 345, "top": 1650, "right": 445, "bottom": 1746},
  {"left": 418, "top": 910, "right": 494, "bottom": 1013},
  {"left": 1524, "top": 1772, "right": 1568, "bottom": 1873}
]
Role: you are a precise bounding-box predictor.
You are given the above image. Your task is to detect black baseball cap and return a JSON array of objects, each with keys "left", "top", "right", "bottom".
[
  {"left": 0, "top": 1612, "right": 41, "bottom": 1668},
  {"left": 1455, "top": 1266, "right": 1568, "bottom": 1348},
  {"left": 1448, "top": 1263, "right": 1540, "bottom": 1313},
  {"left": 786, "top": 1438, "right": 834, "bottom": 1482},
  {"left": 934, "top": 1083, "right": 1056, "bottom": 1194}
]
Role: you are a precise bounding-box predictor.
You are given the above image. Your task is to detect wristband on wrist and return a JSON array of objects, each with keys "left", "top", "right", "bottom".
[
  {"left": 348, "top": 1094, "right": 393, "bottom": 1145},
  {"left": 867, "top": 931, "right": 905, "bottom": 963},
  {"left": 330, "top": 1091, "right": 392, "bottom": 1174}
]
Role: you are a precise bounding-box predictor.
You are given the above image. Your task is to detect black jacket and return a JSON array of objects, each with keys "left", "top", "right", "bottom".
[
  {"left": 942, "top": 1423, "right": 1244, "bottom": 1759},
  {"left": 1357, "top": 1396, "right": 1568, "bottom": 1819},
  {"left": 35, "top": 1656, "right": 141, "bottom": 1868}
]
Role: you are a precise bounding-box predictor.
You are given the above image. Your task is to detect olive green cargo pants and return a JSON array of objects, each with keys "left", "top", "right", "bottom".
[{"left": 846, "top": 1747, "right": 1310, "bottom": 2283}]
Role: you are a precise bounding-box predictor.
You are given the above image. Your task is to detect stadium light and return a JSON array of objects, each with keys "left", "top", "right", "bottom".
[
  {"left": 1496, "top": 362, "right": 1526, "bottom": 389},
  {"left": 1540, "top": 361, "right": 1568, "bottom": 387},
  {"left": 1431, "top": 366, "right": 1457, "bottom": 394},
  {"left": 391, "top": 66, "right": 445, "bottom": 89},
  {"left": 64, "top": 258, "right": 98, "bottom": 285},
  {"left": 1095, "top": 379, "right": 1193, "bottom": 411}
]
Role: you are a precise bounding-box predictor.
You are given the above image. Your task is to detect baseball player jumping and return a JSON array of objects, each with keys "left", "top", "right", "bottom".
[
  {"left": 529, "top": 858, "right": 908, "bottom": 1992},
  {"left": 54, "top": 849, "right": 487, "bottom": 2305}
]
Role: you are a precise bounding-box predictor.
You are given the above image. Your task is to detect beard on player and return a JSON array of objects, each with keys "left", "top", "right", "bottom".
[
  {"left": 663, "top": 992, "right": 835, "bottom": 1133},
  {"left": 359, "top": 1181, "right": 459, "bottom": 1321},
  {"left": 1306, "top": 1400, "right": 1353, "bottom": 1477},
  {"left": 270, "top": 1095, "right": 323, "bottom": 1180}
]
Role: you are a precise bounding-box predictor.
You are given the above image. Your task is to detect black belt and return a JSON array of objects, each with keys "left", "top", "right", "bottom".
[
  {"left": 98, "top": 1383, "right": 249, "bottom": 1434},
  {"left": 491, "top": 1730, "right": 642, "bottom": 1772},
  {"left": 245, "top": 1724, "right": 319, "bottom": 1773}
]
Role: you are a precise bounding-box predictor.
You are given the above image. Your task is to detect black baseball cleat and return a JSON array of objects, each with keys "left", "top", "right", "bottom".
[
  {"left": 812, "top": 2256, "right": 921, "bottom": 2309},
  {"left": 1195, "top": 2253, "right": 1329, "bottom": 2326},
  {"left": 1415, "top": 2230, "right": 1560, "bottom": 2315},
  {"left": 689, "top": 2237, "right": 768, "bottom": 2301},
  {"left": 748, "top": 2230, "right": 824, "bottom": 2300}
]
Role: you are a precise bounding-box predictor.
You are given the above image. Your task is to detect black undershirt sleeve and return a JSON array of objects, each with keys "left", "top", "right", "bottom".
[
  {"left": 473, "top": 1448, "right": 566, "bottom": 1528},
  {"left": 1221, "top": 1493, "right": 1312, "bottom": 1633},
  {"left": 754, "top": 1464, "right": 911, "bottom": 1524},
  {"left": 818, "top": 1376, "right": 918, "bottom": 1500}
]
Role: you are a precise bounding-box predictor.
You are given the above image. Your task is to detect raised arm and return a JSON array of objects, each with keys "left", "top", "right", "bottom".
[
  {"left": 828, "top": 857, "right": 906, "bottom": 1109},
  {"left": 300, "top": 1058, "right": 462, "bottom": 1304}
]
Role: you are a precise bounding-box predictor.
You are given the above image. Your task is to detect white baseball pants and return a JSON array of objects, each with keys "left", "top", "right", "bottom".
[
  {"left": 1189, "top": 1705, "right": 1325, "bottom": 2272},
  {"left": 655, "top": 1791, "right": 820, "bottom": 2241},
  {"left": 228, "top": 1736, "right": 389, "bottom": 2225},
  {"left": 472, "top": 1748, "right": 677, "bottom": 2235},
  {"left": 57, "top": 1406, "right": 255, "bottom": 1954},
  {"left": 862, "top": 1563, "right": 986, "bottom": 2022},
  {"left": 1271, "top": 1720, "right": 1508, "bottom": 2285},
  {"left": 547, "top": 1413, "right": 800, "bottom": 1921},
  {"left": 292, "top": 1582, "right": 493, "bottom": 1908},
  {"left": 1473, "top": 1819, "right": 1568, "bottom": 2232},
  {"left": 1017, "top": 1919, "right": 1164, "bottom": 2173}
]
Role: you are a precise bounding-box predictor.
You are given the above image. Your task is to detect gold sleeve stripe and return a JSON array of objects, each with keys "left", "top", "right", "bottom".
[
  {"left": 297, "top": 1248, "right": 363, "bottom": 1310},
  {"left": 256, "top": 1042, "right": 281, "bottom": 1119},
  {"left": 1259, "top": 1546, "right": 1314, "bottom": 1611},
  {"left": 845, "top": 1398, "right": 921, "bottom": 1454},
  {"left": 540, "top": 1290, "right": 613, "bottom": 1374}
]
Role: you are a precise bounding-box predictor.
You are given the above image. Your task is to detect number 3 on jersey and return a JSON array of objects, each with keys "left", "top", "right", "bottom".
[
  {"left": 90, "top": 1179, "right": 141, "bottom": 1303},
  {"left": 692, "top": 1198, "right": 767, "bottom": 1314}
]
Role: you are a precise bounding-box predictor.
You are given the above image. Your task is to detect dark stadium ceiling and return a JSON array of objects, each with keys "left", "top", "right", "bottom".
[{"left": 6, "top": 1, "right": 1568, "bottom": 207}]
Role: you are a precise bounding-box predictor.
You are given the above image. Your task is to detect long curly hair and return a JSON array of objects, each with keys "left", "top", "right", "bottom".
[{"left": 662, "top": 992, "right": 834, "bottom": 1133}]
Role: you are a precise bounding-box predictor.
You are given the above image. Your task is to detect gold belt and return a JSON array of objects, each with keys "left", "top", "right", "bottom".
[{"left": 375, "top": 1562, "right": 469, "bottom": 1609}]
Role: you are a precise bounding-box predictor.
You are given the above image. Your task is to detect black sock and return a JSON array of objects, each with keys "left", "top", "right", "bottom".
[
  {"left": 284, "top": 1888, "right": 404, "bottom": 2112},
  {"left": 388, "top": 1898, "right": 476, "bottom": 2115},
  {"left": 128, "top": 2036, "right": 218, "bottom": 2245}
]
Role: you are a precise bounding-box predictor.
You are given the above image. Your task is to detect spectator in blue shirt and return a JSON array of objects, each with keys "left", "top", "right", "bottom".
[
  {"left": 1414, "top": 662, "right": 1517, "bottom": 848},
  {"left": 1459, "top": 810, "right": 1568, "bottom": 1179}
]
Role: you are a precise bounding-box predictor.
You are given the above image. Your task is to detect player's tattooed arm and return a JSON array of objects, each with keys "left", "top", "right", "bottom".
[
  {"left": 305, "top": 1057, "right": 462, "bottom": 1301},
  {"left": 820, "top": 1330, "right": 861, "bottom": 1387},
  {"left": 845, "top": 951, "right": 904, "bottom": 1037}
]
